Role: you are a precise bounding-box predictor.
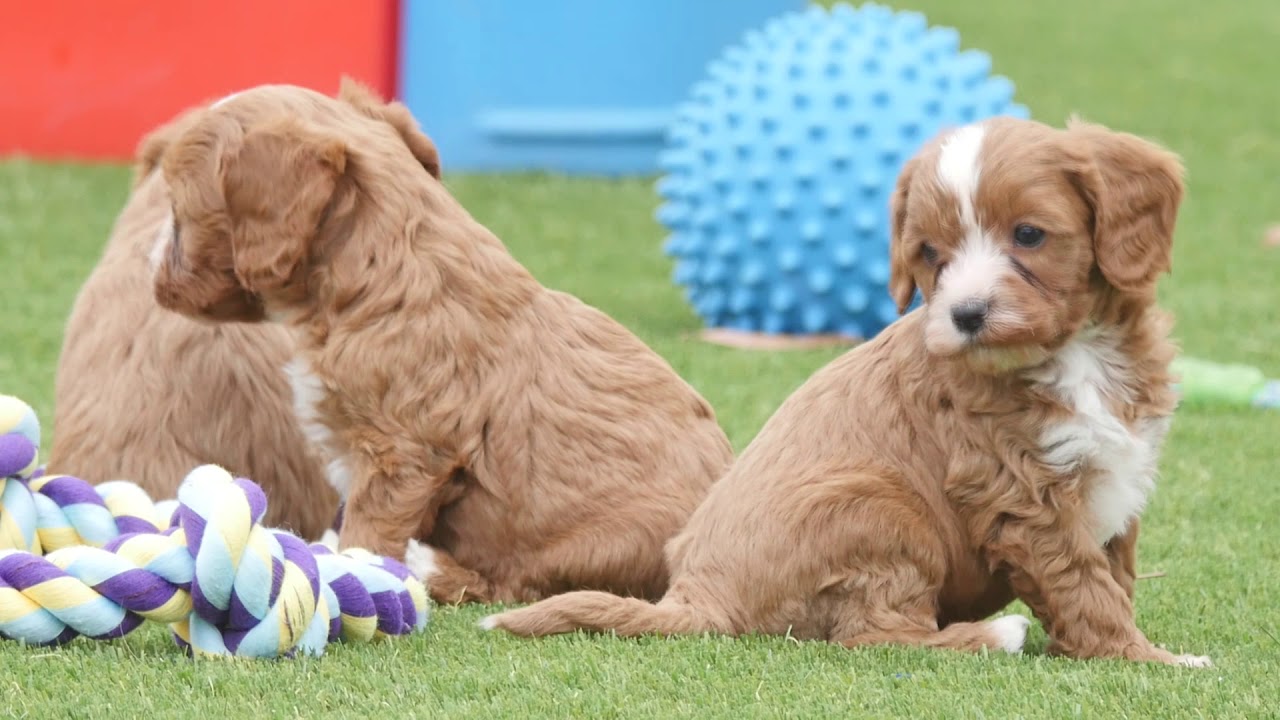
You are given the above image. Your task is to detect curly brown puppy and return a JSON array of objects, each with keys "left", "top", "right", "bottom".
[
  {"left": 149, "top": 80, "right": 734, "bottom": 605},
  {"left": 48, "top": 103, "right": 338, "bottom": 538},
  {"left": 485, "top": 117, "right": 1212, "bottom": 667}
]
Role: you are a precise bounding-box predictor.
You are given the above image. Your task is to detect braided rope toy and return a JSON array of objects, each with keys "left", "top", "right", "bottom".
[{"left": 0, "top": 394, "right": 429, "bottom": 658}]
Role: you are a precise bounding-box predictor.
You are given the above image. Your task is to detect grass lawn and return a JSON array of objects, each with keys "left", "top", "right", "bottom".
[{"left": 2, "top": 0, "right": 1279, "bottom": 717}]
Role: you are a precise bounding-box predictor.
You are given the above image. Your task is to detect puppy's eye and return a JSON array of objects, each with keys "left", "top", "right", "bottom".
[
  {"left": 920, "top": 242, "right": 939, "bottom": 265},
  {"left": 1013, "top": 224, "right": 1046, "bottom": 249}
]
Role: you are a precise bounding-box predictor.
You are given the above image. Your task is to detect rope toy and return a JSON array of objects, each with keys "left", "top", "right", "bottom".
[
  {"left": 0, "top": 395, "right": 40, "bottom": 481},
  {"left": 0, "top": 394, "right": 429, "bottom": 658}
]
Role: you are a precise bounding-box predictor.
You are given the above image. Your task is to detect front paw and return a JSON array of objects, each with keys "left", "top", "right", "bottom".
[
  {"left": 403, "top": 539, "right": 440, "bottom": 583},
  {"left": 1171, "top": 653, "right": 1213, "bottom": 668}
]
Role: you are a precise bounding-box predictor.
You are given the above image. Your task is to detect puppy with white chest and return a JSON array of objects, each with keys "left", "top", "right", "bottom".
[
  {"left": 149, "top": 80, "right": 735, "bottom": 606},
  {"left": 486, "top": 116, "right": 1211, "bottom": 667}
]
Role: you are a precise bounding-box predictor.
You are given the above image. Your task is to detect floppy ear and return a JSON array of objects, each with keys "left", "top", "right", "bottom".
[
  {"left": 133, "top": 107, "right": 202, "bottom": 188},
  {"left": 1067, "top": 119, "right": 1184, "bottom": 294},
  {"left": 338, "top": 76, "right": 442, "bottom": 178},
  {"left": 218, "top": 116, "right": 348, "bottom": 295},
  {"left": 134, "top": 124, "right": 177, "bottom": 187},
  {"left": 888, "top": 154, "right": 920, "bottom": 314}
]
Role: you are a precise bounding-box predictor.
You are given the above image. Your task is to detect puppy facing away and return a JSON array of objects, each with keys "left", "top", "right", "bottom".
[
  {"left": 486, "top": 117, "right": 1212, "bottom": 667},
  {"left": 49, "top": 108, "right": 338, "bottom": 539},
  {"left": 149, "top": 80, "right": 735, "bottom": 605}
]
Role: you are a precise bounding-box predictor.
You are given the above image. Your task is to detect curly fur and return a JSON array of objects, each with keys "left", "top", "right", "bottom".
[
  {"left": 49, "top": 106, "right": 337, "bottom": 538},
  {"left": 485, "top": 117, "right": 1210, "bottom": 667},
  {"left": 150, "top": 80, "right": 734, "bottom": 605}
]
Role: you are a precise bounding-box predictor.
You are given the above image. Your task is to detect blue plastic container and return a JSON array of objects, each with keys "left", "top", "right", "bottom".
[{"left": 397, "top": 0, "right": 804, "bottom": 176}]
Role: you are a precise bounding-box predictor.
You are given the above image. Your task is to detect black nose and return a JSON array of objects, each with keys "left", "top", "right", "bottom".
[{"left": 950, "top": 299, "right": 988, "bottom": 334}]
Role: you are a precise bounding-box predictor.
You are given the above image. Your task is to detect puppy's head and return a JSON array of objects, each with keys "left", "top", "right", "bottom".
[
  {"left": 150, "top": 80, "right": 442, "bottom": 323},
  {"left": 888, "top": 116, "right": 1184, "bottom": 373}
]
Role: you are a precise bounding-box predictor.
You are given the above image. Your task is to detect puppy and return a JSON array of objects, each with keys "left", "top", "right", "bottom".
[
  {"left": 485, "top": 117, "right": 1212, "bottom": 667},
  {"left": 49, "top": 107, "right": 338, "bottom": 538},
  {"left": 149, "top": 80, "right": 735, "bottom": 605}
]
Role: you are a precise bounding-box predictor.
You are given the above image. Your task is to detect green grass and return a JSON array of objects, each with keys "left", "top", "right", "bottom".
[{"left": 2, "top": 0, "right": 1279, "bottom": 717}]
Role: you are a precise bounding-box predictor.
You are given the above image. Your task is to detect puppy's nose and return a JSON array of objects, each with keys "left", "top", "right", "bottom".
[{"left": 950, "top": 299, "right": 989, "bottom": 334}]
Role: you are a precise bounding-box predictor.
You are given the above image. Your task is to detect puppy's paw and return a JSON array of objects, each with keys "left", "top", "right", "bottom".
[
  {"left": 317, "top": 528, "right": 339, "bottom": 551},
  {"left": 403, "top": 539, "right": 440, "bottom": 582},
  {"left": 477, "top": 615, "right": 500, "bottom": 631},
  {"left": 988, "top": 614, "right": 1032, "bottom": 654},
  {"left": 1172, "top": 653, "right": 1213, "bottom": 668}
]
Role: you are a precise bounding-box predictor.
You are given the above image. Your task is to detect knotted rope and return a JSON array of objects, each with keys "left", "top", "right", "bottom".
[{"left": 0, "top": 395, "right": 429, "bottom": 658}]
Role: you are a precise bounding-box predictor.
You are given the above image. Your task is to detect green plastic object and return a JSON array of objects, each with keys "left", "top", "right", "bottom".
[{"left": 1171, "top": 356, "right": 1280, "bottom": 409}]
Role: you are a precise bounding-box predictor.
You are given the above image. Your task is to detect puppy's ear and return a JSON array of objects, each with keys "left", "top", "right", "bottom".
[
  {"left": 888, "top": 154, "right": 920, "bottom": 314},
  {"left": 338, "top": 76, "right": 442, "bottom": 178},
  {"left": 133, "top": 108, "right": 202, "bottom": 188},
  {"left": 1067, "top": 119, "right": 1184, "bottom": 294},
  {"left": 135, "top": 125, "right": 176, "bottom": 188},
  {"left": 219, "top": 116, "right": 348, "bottom": 294}
]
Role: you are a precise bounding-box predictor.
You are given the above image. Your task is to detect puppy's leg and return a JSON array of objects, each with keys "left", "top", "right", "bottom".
[
  {"left": 1105, "top": 519, "right": 1139, "bottom": 602},
  {"left": 830, "top": 560, "right": 1031, "bottom": 655},
  {"left": 403, "top": 539, "right": 495, "bottom": 605},
  {"left": 337, "top": 453, "right": 447, "bottom": 560},
  {"left": 996, "top": 520, "right": 1210, "bottom": 667},
  {"left": 840, "top": 615, "right": 1032, "bottom": 655},
  {"left": 522, "top": 524, "right": 673, "bottom": 602},
  {"left": 338, "top": 453, "right": 502, "bottom": 604}
]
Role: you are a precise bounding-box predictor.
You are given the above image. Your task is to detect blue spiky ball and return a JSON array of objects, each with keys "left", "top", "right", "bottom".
[{"left": 657, "top": 2, "right": 1030, "bottom": 339}]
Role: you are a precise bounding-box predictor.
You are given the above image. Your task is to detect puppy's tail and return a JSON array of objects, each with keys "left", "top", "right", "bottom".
[{"left": 481, "top": 591, "right": 712, "bottom": 638}]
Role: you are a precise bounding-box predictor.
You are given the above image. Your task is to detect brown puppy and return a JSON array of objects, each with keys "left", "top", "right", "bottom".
[
  {"left": 49, "top": 105, "right": 338, "bottom": 538},
  {"left": 485, "top": 117, "right": 1212, "bottom": 667},
  {"left": 149, "top": 80, "right": 734, "bottom": 605}
]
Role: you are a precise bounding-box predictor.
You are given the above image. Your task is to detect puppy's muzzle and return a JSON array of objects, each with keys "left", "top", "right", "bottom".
[{"left": 950, "top": 299, "right": 989, "bottom": 334}]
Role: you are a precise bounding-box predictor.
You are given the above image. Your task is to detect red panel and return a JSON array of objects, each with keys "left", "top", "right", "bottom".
[{"left": 0, "top": 0, "right": 398, "bottom": 160}]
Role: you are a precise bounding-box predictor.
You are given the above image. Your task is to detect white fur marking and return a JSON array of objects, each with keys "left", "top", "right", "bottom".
[
  {"left": 1032, "top": 328, "right": 1167, "bottom": 544},
  {"left": 987, "top": 614, "right": 1032, "bottom": 653},
  {"left": 403, "top": 539, "right": 440, "bottom": 582},
  {"left": 924, "top": 231, "right": 1019, "bottom": 354},
  {"left": 939, "top": 233, "right": 1007, "bottom": 304},
  {"left": 936, "top": 123, "right": 986, "bottom": 230},
  {"left": 323, "top": 458, "right": 354, "bottom": 500},
  {"left": 477, "top": 615, "right": 499, "bottom": 631},
  {"left": 149, "top": 209, "right": 174, "bottom": 275},
  {"left": 925, "top": 123, "right": 1030, "bottom": 355},
  {"left": 285, "top": 357, "right": 354, "bottom": 499},
  {"left": 318, "top": 528, "right": 339, "bottom": 550}
]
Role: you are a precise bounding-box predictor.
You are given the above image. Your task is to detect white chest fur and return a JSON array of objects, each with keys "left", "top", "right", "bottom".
[
  {"left": 285, "top": 357, "right": 354, "bottom": 500},
  {"left": 1030, "top": 329, "right": 1169, "bottom": 544}
]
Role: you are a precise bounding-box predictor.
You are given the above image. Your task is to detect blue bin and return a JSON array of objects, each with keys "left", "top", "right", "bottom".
[{"left": 397, "top": 0, "right": 805, "bottom": 176}]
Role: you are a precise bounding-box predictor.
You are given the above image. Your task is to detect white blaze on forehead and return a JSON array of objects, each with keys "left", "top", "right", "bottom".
[
  {"left": 936, "top": 123, "right": 986, "bottom": 230},
  {"left": 922, "top": 122, "right": 1021, "bottom": 354},
  {"left": 933, "top": 122, "right": 1004, "bottom": 307}
]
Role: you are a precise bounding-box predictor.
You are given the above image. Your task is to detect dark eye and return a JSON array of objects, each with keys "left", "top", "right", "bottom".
[
  {"left": 920, "top": 242, "right": 939, "bottom": 265},
  {"left": 1013, "top": 224, "right": 1045, "bottom": 248}
]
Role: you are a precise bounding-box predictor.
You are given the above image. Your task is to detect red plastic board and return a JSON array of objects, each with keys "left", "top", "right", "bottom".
[{"left": 0, "top": 1, "right": 398, "bottom": 160}]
